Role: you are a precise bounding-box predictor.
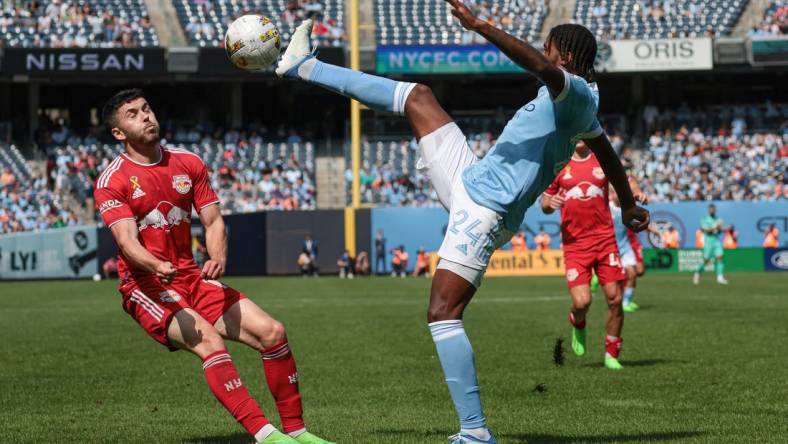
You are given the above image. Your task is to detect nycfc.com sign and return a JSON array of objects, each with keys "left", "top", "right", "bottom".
[
  {"left": 596, "top": 38, "right": 713, "bottom": 72},
  {"left": 377, "top": 45, "right": 525, "bottom": 74}
]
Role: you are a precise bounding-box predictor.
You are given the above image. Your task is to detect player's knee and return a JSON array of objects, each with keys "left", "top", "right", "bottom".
[
  {"left": 427, "top": 299, "right": 461, "bottom": 323},
  {"left": 405, "top": 84, "right": 434, "bottom": 112},
  {"left": 257, "top": 319, "right": 287, "bottom": 348},
  {"left": 607, "top": 292, "right": 623, "bottom": 307},
  {"left": 198, "top": 329, "right": 227, "bottom": 356}
]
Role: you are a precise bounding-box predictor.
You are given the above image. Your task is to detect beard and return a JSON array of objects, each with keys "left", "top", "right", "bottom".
[{"left": 130, "top": 124, "right": 160, "bottom": 145}]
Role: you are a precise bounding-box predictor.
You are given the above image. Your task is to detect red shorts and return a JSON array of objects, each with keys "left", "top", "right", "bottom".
[
  {"left": 563, "top": 240, "right": 626, "bottom": 289},
  {"left": 118, "top": 271, "right": 246, "bottom": 351}
]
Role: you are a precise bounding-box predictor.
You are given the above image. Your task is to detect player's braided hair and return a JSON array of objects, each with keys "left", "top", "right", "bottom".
[
  {"left": 546, "top": 24, "right": 598, "bottom": 83},
  {"left": 102, "top": 88, "right": 146, "bottom": 131}
]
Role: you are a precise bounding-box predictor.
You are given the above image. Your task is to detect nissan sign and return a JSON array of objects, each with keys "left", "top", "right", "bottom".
[
  {"left": 596, "top": 38, "right": 713, "bottom": 72},
  {"left": 1, "top": 48, "right": 166, "bottom": 76}
]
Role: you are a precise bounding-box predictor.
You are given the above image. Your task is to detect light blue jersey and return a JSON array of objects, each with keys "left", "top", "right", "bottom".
[
  {"left": 609, "top": 202, "right": 633, "bottom": 255},
  {"left": 462, "top": 71, "right": 603, "bottom": 231}
]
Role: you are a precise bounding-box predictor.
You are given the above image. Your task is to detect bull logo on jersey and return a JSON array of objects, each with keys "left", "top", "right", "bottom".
[
  {"left": 592, "top": 167, "right": 605, "bottom": 180},
  {"left": 158, "top": 290, "right": 182, "bottom": 303},
  {"left": 172, "top": 175, "right": 192, "bottom": 194},
  {"left": 137, "top": 201, "right": 190, "bottom": 232},
  {"left": 565, "top": 181, "right": 605, "bottom": 201}
]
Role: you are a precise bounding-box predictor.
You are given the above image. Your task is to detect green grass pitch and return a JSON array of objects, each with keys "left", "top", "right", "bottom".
[{"left": 1, "top": 273, "right": 787, "bottom": 443}]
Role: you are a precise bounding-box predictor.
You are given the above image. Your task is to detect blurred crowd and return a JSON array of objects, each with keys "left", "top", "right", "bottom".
[
  {"left": 0, "top": 0, "right": 150, "bottom": 48},
  {"left": 459, "top": 0, "right": 546, "bottom": 44},
  {"left": 749, "top": 0, "right": 787, "bottom": 36},
  {"left": 628, "top": 130, "right": 788, "bottom": 202},
  {"left": 0, "top": 166, "right": 79, "bottom": 233}
]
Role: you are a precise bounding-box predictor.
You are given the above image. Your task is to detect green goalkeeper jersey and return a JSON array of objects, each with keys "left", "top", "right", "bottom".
[{"left": 701, "top": 215, "right": 723, "bottom": 246}]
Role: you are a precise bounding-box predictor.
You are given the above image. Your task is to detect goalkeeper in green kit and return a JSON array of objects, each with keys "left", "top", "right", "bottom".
[{"left": 693, "top": 204, "right": 728, "bottom": 285}]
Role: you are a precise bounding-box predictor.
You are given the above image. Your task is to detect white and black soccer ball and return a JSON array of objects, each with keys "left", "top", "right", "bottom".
[{"left": 225, "top": 15, "right": 282, "bottom": 71}]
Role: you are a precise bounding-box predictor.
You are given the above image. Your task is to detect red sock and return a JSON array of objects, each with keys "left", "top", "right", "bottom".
[
  {"left": 203, "top": 351, "right": 270, "bottom": 437},
  {"left": 262, "top": 341, "right": 305, "bottom": 433},
  {"left": 569, "top": 312, "right": 586, "bottom": 329},
  {"left": 605, "top": 336, "right": 623, "bottom": 359}
]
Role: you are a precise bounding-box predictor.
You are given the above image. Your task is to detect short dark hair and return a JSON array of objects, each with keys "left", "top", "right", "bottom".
[
  {"left": 546, "top": 24, "right": 598, "bottom": 82},
  {"left": 102, "top": 88, "right": 146, "bottom": 131}
]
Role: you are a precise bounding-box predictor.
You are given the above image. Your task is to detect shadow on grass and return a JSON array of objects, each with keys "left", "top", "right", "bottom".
[
  {"left": 184, "top": 432, "right": 251, "bottom": 444},
  {"left": 504, "top": 430, "right": 706, "bottom": 443},
  {"left": 582, "top": 359, "right": 684, "bottom": 368},
  {"left": 374, "top": 427, "right": 453, "bottom": 440}
]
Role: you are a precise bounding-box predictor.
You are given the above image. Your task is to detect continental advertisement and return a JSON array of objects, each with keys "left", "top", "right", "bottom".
[{"left": 429, "top": 250, "right": 565, "bottom": 277}]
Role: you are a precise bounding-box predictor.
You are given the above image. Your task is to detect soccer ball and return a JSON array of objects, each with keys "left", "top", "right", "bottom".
[{"left": 225, "top": 15, "right": 282, "bottom": 71}]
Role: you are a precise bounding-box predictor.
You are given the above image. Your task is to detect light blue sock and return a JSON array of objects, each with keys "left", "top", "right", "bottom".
[
  {"left": 429, "top": 320, "right": 486, "bottom": 430},
  {"left": 295, "top": 57, "right": 416, "bottom": 115},
  {"left": 623, "top": 287, "right": 635, "bottom": 305}
]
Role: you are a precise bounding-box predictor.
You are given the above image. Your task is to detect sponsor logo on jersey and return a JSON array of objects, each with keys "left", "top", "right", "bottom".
[
  {"left": 565, "top": 181, "right": 605, "bottom": 201},
  {"left": 172, "top": 175, "right": 192, "bottom": 194},
  {"left": 592, "top": 167, "right": 605, "bottom": 180},
  {"left": 566, "top": 268, "right": 579, "bottom": 282},
  {"left": 137, "top": 201, "right": 190, "bottom": 232},
  {"left": 130, "top": 175, "right": 146, "bottom": 199},
  {"left": 158, "top": 290, "right": 182, "bottom": 303},
  {"left": 562, "top": 166, "right": 573, "bottom": 180},
  {"left": 99, "top": 199, "right": 123, "bottom": 214}
]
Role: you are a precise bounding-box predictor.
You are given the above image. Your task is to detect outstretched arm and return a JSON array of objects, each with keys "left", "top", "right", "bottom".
[
  {"left": 198, "top": 204, "right": 227, "bottom": 279},
  {"left": 445, "top": 0, "right": 565, "bottom": 94},
  {"left": 583, "top": 133, "right": 650, "bottom": 231}
]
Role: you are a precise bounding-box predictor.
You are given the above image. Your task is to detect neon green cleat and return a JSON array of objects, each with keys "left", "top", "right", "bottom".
[
  {"left": 604, "top": 356, "right": 623, "bottom": 370},
  {"left": 623, "top": 302, "right": 639, "bottom": 313},
  {"left": 590, "top": 274, "right": 600, "bottom": 292},
  {"left": 571, "top": 326, "right": 586, "bottom": 357},
  {"left": 260, "top": 431, "right": 299, "bottom": 443},
  {"left": 293, "top": 432, "right": 335, "bottom": 444}
]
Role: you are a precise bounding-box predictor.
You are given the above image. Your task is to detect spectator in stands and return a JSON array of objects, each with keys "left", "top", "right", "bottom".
[
  {"left": 374, "top": 229, "right": 387, "bottom": 274},
  {"left": 412, "top": 247, "right": 430, "bottom": 277},
  {"left": 337, "top": 249, "right": 353, "bottom": 278},
  {"left": 102, "top": 256, "right": 118, "bottom": 280},
  {"left": 723, "top": 226, "right": 738, "bottom": 249},
  {"left": 510, "top": 231, "right": 527, "bottom": 251},
  {"left": 391, "top": 245, "right": 408, "bottom": 278},
  {"left": 354, "top": 250, "right": 370, "bottom": 276},
  {"left": 303, "top": 234, "right": 319, "bottom": 275},
  {"left": 1, "top": 167, "right": 15, "bottom": 188},
  {"left": 763, "top": 224, "right": 780, "bottom": 248},
  {"left": 663, "top": 226, "right": 680, "bottom": 249},
  {"left": 534, "top": 231, "right": 551, "bottom": 250},
  {"left": 298, "top": 248, "right": 314, "bottom": 276}
]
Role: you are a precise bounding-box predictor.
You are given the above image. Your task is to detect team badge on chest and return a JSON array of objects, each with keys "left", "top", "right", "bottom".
[
  {"left": 592, "top": 167, "right": 605, "bottom": 180},
  {"left": 172, "top": 175, "right": 192, "bottom": 194}
]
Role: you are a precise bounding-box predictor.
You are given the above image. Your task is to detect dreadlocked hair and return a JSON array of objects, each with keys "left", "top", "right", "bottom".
[{"left": 546, "top": 24, "right": 598, "bottom": 83}]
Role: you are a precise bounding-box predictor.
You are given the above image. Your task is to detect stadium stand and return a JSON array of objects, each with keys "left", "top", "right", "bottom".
[
  {"left": 174, "top": 0, "right": 345, "bottom": 47},
  {"left": 0, "top": 0, "right": 158, "bottom": 48},
  {"left": 374, "top": 0, "right": 547, "bottom": 45},
  {"left": 573, "top": 0, "right": 748, "bottom": 40},
  {"left": 749, "top": 0, "right": 787, "bottom": 36},
  {"left": 630, "top": 130, "right": 788, "bottom": 202}
]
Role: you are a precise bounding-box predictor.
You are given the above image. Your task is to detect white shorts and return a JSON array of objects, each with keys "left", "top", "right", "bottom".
[
  {"left": 620, "top": 249, "right": 637, "bottom": 269},
  {"left": 418, "top": 123, "right": 514, "bottom": 287}
]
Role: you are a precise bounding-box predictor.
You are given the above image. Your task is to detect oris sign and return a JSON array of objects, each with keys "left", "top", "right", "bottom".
[{"left": 596, "top": 38, "right": 713, "bottom": 72}]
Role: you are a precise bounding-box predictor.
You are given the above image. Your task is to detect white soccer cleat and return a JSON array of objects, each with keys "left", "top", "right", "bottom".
[
  {"left": 692, "top": 272, "right": 700, "bottom": 285},
  {"left": 275, "top": 19, "right": 314, "bottom": 78},
  {"left": 717, "top": 276, "right": 729, "bottom": 285}
]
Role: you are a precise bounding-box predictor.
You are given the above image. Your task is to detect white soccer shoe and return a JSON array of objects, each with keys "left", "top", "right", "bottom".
[
  {"left": 717, "top": 276, "right": 729, "bottom": 285},
  {"left": 276, "top": 19, "right": 314, "bottom": 78},
  {"left": 448, "top": 431, "right": 497, "bottom": 444}
]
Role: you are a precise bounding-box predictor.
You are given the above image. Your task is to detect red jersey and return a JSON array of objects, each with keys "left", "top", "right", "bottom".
[
  {"left": 93, "top": 146, "right": 219, "bottom": 280},
  {"left": 544, "top": 153, "right": 615, "bottom": 248}
]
